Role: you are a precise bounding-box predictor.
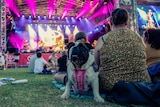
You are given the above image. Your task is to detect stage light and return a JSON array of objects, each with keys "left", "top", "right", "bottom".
[
  {"left": 73, "top": 26, "right": 79, "bottom": 36},
  {"left": 103, "top": 25, "right": 106, "bottom": 27},
  {"left": 44, "top": 15, "right": 47, "bottom": 19},
  {"left": 29, "top": 15, "right": 32, "bottom": 19},
  {"left": 38, "top": 16, "right": 41, "bottom": 20},
  {"left": 28, "top": 25, "right": 37, "bottom": 49},
  {"left": 57, "top": 25, "right": 62, "bottom": 31},
  {"left": 65, "top": 26, "right": 71, "bottom": 35},
  {"left": 22, "top": 15, "right": 25, "bottom": 17}
]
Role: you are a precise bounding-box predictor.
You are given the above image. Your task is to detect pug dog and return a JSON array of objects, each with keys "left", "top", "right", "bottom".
[{"left": 61, "top": 43, "right": 104, "bottom": 103}]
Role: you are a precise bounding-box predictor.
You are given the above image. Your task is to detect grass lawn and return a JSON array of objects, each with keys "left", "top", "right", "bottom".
[{"left": 0, "top": 68, "right": 143, "bottom": 107}]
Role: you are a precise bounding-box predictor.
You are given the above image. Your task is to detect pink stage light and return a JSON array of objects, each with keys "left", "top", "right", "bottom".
[
  {"left": 6, "top": 0, "right": 20, "bottom": 17},
  {"left": 61, "top": 0, "right": 76, "bottom": 19},
  {"left": 89, "top": 1, "right": 115, "bottom": 20},
  {"left": 48, "top": 0, "right": 56, "bottom": 19},
  {"left": 25, "top": 0, "right": 36, "bottom": 17},
  {"left": 9, "top": 33, "right": 24, "bottom": 51},
  {"left": 76, "top": 0, "right": 99, "bottom": 19}
]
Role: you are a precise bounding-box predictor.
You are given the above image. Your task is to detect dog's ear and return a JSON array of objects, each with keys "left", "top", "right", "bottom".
[{"left": 84, "top": 43, "right": 94, "bottom": 50}]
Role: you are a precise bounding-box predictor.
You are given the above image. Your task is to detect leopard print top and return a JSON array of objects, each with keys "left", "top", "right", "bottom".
[{"left": 99, "top": 29, "right": 151, "bottom": 91}]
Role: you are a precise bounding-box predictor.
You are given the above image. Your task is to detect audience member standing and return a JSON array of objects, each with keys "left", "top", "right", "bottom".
[
  {"left": 94, "top": 8, "right": 151, "bottom": 91},
  {"left": 0, "top": 51, "right": 5, "bottom": 70},
  {"left": 3, "top": 51, "right": 9, "bottom": 70},
  {"left": 28, "top": 49, "right": 41, "bottom": 73}
]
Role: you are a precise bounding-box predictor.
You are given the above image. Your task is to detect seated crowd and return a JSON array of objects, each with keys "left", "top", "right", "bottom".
[{"left": 26, "top": 7, "right": 160, "bottom": 106}]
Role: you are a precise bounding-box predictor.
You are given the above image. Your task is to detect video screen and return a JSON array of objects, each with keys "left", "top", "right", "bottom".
[{"left": 137, "top": 5, "right": 160, "bottom": 29}]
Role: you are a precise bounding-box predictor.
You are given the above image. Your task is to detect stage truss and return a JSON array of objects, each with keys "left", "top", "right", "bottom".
[{"left": 0, "top": 0, "right": 6, "bottom": 51}]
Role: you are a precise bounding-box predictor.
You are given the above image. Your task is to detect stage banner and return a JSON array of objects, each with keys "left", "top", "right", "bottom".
[{"left": 8, "top": 53, "right": 62, "bottom": 67}]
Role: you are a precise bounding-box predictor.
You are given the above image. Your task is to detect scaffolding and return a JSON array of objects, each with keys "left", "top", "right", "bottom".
[{"left": 0, "top": 0, "right": 6, "bottom": 51}]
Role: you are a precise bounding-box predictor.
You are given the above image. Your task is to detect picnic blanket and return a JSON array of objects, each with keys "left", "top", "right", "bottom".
[{"left": 52, "top": 81, "right": 106, "bottom": 99}]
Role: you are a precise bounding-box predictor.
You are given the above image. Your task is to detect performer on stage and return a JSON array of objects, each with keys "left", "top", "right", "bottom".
[{"left": 146, "top": 9, "right": 158, "bottom": 29}]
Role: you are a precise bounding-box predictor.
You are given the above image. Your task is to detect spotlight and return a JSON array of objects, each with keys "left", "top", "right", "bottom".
[
  {"left": 38, "top": 16, "right": 41, "bottom": 19},
  {"left": 44, "top": 15, "right": 47, "bottom": 19},
  {"left": 104, "top": 0, "right": 108, "bottom": 4},
  {"left": 22, "top": 14, "right": 25, "bottom": 17}
]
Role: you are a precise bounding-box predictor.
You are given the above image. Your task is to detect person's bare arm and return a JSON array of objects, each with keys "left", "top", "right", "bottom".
[{"left": 94, "top": 36, "right": 103, "bottom": 66}]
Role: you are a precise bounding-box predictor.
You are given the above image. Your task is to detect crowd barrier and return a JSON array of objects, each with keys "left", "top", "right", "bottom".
[{"left": 7, "top": 53, "right": 62, "bottom": 67}]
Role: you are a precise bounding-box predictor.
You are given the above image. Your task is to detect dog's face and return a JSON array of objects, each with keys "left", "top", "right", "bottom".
[
  {"left": 71, "top": 43, "right": 91, "bottom": 69},
  {"left": 71, "top": 55, "right": 84, "bottom": 69}
]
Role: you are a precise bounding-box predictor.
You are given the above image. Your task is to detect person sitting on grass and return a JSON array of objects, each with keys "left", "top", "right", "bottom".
[
  {"left": 47, "top": 51, "right": 58, "bottom": 72},
  {"left": 53, "top": 51, "right": 68, "bottom": 84},
  {"left": 34, "top": 52, "right": 51, "bottom": 74},
  {"left": 28, "top": 49, "right": 41, "bottom": 73},
  {"left": 143, "top": 28, "right": 160, "bottom": 82}
]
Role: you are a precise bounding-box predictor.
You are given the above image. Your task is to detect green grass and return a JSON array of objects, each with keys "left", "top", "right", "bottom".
[{"left": 0, "top": 68, "right": 141, "bottom": 107}]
